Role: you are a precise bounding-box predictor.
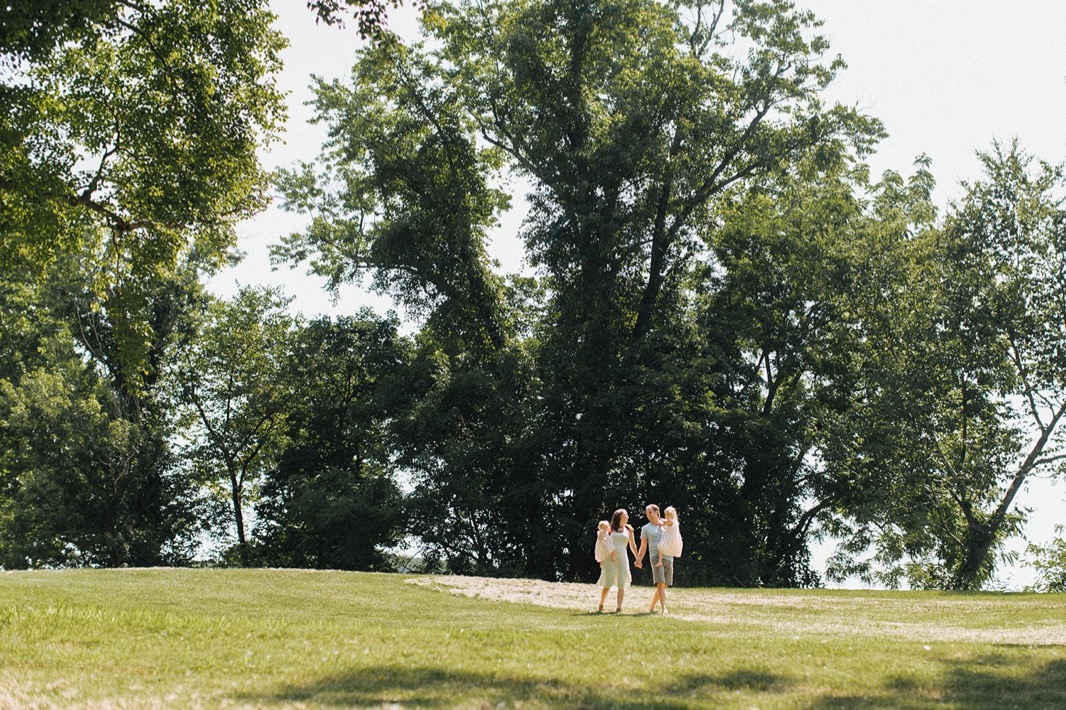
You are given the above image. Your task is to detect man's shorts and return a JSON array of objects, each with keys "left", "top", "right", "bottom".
[{"left": 650, "top": 555, "right": 673, "bottom": 586}]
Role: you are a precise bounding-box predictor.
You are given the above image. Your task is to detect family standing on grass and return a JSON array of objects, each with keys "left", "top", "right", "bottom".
[{"left": 595, "top": 503, "right": 683, "bottom": 614}]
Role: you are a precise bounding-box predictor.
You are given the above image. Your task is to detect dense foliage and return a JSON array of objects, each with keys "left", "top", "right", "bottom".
[
  {"left": 2, "top": 0, "right": 1065, "bottom": 588},
  {"left": 0, "top": 0, "right": 285, "bottom": 566}
]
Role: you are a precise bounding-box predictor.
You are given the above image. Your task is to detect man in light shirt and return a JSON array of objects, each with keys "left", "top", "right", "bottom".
[{"left": 634, "top": 503, "right": 671, "bottom": 614}]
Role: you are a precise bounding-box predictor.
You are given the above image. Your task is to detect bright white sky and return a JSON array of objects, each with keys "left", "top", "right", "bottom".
[{"left": 211, "top": 0, "right": 1066, "bottom": 589}]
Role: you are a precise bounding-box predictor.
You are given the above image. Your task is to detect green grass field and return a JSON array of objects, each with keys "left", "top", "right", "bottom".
[{"left": 0, "top": 569, "right": 1064, "bottom": 708}]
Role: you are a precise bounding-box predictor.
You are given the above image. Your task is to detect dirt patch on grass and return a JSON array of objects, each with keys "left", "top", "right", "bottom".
[
  {"left": 407, "top": 575, "right": 1066, "bottom": 645},
  {"left": 408, "top": 575, "right": 591, "bottom": 611}
]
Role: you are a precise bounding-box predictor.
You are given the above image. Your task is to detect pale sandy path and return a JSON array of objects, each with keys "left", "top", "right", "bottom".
[{"left": 408, "top": 575, "right": 1066, "bottom": 645}]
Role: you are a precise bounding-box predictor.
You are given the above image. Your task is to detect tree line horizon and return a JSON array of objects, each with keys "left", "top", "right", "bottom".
[{"left": 2, "top": 0, "right": 1065, "bottom": 591}]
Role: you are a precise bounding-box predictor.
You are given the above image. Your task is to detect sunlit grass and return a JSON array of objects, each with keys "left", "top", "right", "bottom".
[{"left": 0, "top": 568, "right": 1063, "bottom": 708}]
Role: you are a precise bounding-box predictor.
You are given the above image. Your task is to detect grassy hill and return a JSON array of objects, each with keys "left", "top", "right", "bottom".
[{"left": 0, "top": 568, "right": 1063, "bottom": 708}]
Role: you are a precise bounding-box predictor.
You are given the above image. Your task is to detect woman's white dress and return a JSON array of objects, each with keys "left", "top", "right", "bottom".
[{"left": 596, "top": 530, "right": 631, "bottom": 589}]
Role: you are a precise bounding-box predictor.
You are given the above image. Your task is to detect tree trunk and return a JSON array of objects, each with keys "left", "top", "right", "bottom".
[
  {"left": 230, "top": 474, "right": 248, "bottom": 565},
  {"left": 951, "top": 401, "right": 1066, "bottom": 589}
]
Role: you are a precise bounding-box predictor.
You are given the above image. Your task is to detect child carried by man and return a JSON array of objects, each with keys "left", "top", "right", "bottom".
[{"left": 655, "top": 506, "right": 683, "bottom": 567}]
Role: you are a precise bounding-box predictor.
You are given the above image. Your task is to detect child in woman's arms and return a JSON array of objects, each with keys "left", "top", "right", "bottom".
[{"left": 595, "top": 520, "right": 617, "bottom": 566}]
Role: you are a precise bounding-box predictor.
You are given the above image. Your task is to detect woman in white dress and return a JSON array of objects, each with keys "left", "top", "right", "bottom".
[{"left": 596, "top": 508, "right": 638, "bottom": 613}]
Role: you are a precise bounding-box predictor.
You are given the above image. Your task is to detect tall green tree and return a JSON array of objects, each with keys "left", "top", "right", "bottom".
[
  {"left": 277, "top": 0, "right": 881, "bottom": 582},
  {"left": 438, "top": 0, "right": 878, "bottom": 581},
  {"left": 254, "top": 314, "right": 409, "bottom": 570},
  {"left": 273, "top": 4, "right": 531, "bottom": 574},
  {"left": 687, "top": 154, "right": 875, "bottom": 586},
  {"left": 0, "top": 256, "right": 210, "bottom": 568},
  {"left": 177, "top": 288, "right": 294, "bottom": 565},
  {"left": 397, "top": 336, "right": 543, "bottom": 576},
  {"left": 1, "top": 0, "right": 285, "bottom": 567},
  {"left": 828, "top": 144, "right": 1066, "bottom": 590},
  {"left": 816, "top": 160, "right": 946, "bottom": 588},
  {"left": 0, "top": 269, "right": 205, "bottom": 568}
]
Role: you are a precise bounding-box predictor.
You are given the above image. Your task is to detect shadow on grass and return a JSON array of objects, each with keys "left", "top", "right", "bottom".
[
  {"left": 239, "top": 665, "right": 797, "bottom": 708},
  {"left": 942, "top": 656, "right": 1066, "bottom": 709},
  {"left": 677, "top": 669, "right": 792, "bottom": 694},
  {"left": 808, "top": 655, "right": 1066, "bottom": 709}
]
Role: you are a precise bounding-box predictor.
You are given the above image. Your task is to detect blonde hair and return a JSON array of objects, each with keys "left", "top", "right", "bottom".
[
  {"left": 664, "top": 506, "right": 678, "bottom": 521},
  {"left": 597, "top": 520, "right": 610, "bottom": 532}
]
